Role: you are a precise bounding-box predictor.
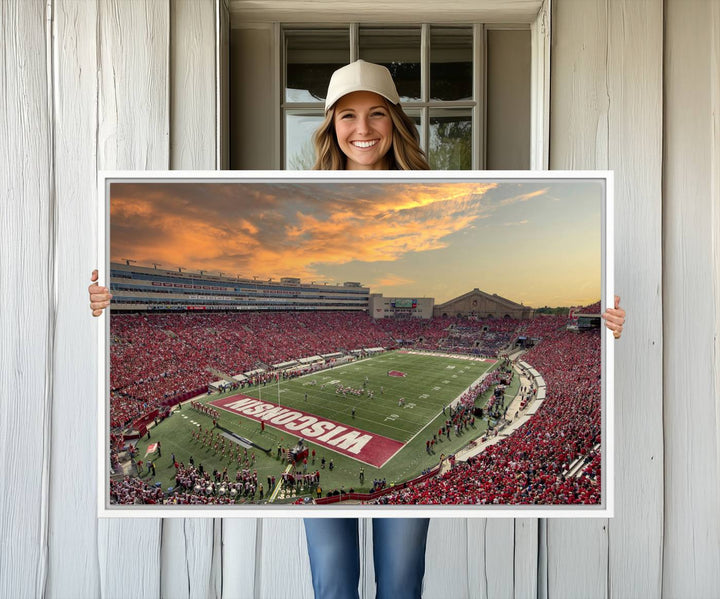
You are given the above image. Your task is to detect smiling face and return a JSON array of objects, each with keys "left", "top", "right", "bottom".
[{"left": 333, "top": 91, "right": 394, "bottom": 170}]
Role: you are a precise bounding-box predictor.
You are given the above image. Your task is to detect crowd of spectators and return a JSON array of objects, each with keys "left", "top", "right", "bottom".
[
  {"left": 109, "top": 312, "right": 523, "bottom": 431},
  {"left": 109, "top": 307, "right": 604, "bottom": 506},
  {"left": 374, "top": 312, "right": 603, "bottom": 505}
]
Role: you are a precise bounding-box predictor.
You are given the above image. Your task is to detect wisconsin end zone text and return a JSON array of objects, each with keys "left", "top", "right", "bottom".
[{"left": 211, "top": 395, "right": 404, "bottom": 467}]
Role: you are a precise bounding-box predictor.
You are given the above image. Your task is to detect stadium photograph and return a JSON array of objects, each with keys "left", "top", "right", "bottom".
[{"left": 104, "top": 175, "right": 607, "bottom": 511}]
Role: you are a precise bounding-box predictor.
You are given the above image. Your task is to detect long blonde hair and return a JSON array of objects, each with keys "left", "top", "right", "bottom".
[{"left": 312, "top": 101, "right": 430, "bottom": 171}]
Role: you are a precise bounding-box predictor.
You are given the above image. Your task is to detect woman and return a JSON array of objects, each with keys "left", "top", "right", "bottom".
[
  {"left": 302, "top": 60, "right": 432, "bottom": 599},
  {"left": 89, "top": 60, "right": 626, "bottom": 598}
]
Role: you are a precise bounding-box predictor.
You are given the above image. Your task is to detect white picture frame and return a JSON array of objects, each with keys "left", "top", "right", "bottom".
[{"left": 97, "top": 170, "right": 614, "bottom": 518}]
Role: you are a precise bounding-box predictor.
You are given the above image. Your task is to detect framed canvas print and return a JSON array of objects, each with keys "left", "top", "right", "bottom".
[{"left": 97, "top": 171, "right": 614, "bottom": 518}]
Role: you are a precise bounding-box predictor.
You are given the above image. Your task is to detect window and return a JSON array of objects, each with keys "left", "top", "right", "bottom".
[
  {"left": 228, "top": 23, "right": 532, "bottom": 170},
  {"left": 283, "top": 25, "right": 486, "bottom": 170}
]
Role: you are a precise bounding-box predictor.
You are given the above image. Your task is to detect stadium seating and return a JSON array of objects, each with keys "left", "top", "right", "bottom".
[{"left": 109, "top": 306, "right": 602, "bottom": 506}]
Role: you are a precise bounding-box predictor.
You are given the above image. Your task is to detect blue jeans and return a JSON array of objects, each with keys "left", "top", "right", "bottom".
[{"left": 303, "top": 517, "right": 430, "bottom": 599}]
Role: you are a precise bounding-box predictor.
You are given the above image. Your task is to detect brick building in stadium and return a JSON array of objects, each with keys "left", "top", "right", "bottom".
[{"left": 433, "top": 288, "right": 534, "bottom": 319}]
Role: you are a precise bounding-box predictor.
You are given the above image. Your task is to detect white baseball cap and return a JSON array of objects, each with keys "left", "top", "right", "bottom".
[{"left": 324, "top": 60, "right": 400, "bottom": 112}]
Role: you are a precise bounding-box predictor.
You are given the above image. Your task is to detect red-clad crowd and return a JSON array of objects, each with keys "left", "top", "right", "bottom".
[
  {"left": 375, "top": 314, "right": 603, "bottom": 505},
  {"left": 109, "top": 312, "right": 523, "bottom": 431}
]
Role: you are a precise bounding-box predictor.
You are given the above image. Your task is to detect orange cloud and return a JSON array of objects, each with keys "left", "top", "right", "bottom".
[
  {"left": 111, "top": 181, "right": 497, "bottom": 280},
  {"left": 373, "top": 274, "right": 416, "bottom": 287}
]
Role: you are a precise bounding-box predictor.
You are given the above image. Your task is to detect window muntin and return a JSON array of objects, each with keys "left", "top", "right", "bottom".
[{"left": 281, "top": 25, "right": 528, "bottom": 170}]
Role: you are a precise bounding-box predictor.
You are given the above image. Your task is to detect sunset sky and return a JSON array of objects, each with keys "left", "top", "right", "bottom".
[{"left": 110, "top": 178, "right": 604, "bottom": 307}]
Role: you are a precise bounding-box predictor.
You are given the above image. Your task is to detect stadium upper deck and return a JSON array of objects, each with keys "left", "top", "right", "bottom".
[{"left": 109, "top": 262, "right": 370, "bottom": 312}]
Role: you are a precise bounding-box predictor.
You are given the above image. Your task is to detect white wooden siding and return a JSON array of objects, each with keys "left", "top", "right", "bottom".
[
  {"left": 663, "top": 1, "right": 720, "bottom": 596},
  {"left": 0, "top": 2, "right": 52, "bottom": 598},
  {"left": 1, "top": 0, "right": 719, "bottom": 597},
  {"left": 47, "top": 0, "right": 102, "bottom": 596},
  {"left": 96, "top": 1, "right": 169, "bottom": 596}
]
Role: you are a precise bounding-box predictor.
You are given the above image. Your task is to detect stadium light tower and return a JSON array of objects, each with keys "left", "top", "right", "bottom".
[
  {"left": 178, "top": 267, "right": 184, "bottom": 272},
  {"left": 152, "top": 263, "right": 162, "bottom": 269},
  {"left": 121, "top": 258, "right": 136, "bottom": 266}
]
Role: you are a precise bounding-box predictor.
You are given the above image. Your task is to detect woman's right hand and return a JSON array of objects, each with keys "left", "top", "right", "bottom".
[{"left": 89, "top": 269, "right": 112, "bottom": 317}]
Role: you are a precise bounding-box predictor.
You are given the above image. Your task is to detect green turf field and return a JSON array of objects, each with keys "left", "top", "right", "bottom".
[{"left": 131, "top": 351, "right": 519, "bottom": 503}]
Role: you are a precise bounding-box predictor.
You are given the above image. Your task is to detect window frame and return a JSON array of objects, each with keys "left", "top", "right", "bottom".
[{"left": 281, "top": 23, "right": 488, "bottom": 170}]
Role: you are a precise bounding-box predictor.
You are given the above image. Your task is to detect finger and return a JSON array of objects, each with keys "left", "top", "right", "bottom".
[
  {"left": 90, "top": 299, "right": 111, "bottom": 309},
  {"left": 614, "top": 295, "right": 621, "bottom": 310},
  {"left": 91, "top": 269, "right": 98, "bottom": 282},
  {"left": 603, "top": 312, "right": 624, "bottom": 325},
  {"left": 88, "top": 284, "right": 110, "bottom": 296}
]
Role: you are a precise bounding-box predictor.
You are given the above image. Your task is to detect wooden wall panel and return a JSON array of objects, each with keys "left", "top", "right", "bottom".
[
  {"left": 96, "top": 1, "right": 170, "bottom": 597},
  {"left": 550, "top": 1, "right": 665, "bottom": 597},
  {"left": 548, "top": 1, "right": 608, "bottom": 596},
  {"left": 0, "top": 1, "right": 52, "bottom": 598},
  {"left": 170, "top": 0, "right": 217, "bottom": 171},
  {"left": 221, "top": 519, "right": 258, "bottom": 598},
  {"left": 162, "top": 2, "right": 220, "bottom": 598},
  {"left": 663, "top": 1, "right": 720, "bottom": 596},
  {"left": 465, "top": 519, "right": 517, "bottom": 599},
  {"left": 257, "top": 519, "right": 315, "bottom": 598},
  {"left": 605, "top": 1, "right": 664, "bottom": 597},
  {"left": 425, "top": 519, "right": 470, "bottom": 598},
  {"left": 513, "top": 519, "right": 539, "bottom": 599},
  {"left": 47, "top": 1, "right": 102, "bottom": 597}
]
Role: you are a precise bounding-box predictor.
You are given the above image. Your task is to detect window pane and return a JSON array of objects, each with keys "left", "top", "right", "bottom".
[
  {"left": 286, "top": 30, "right": 349, "bottom": 103},
  {"left": 430, "top": 27, "right": 473, "bottom": 101},
  {"left": 285, "top": 112, "right": 324, "bottom": 169},
  {"left": 359, "top": 28, "right": 421, "bottom": 102},
  {"left": 429, "top": 109, "right": 472, "bottom": 170},
  {"left": 402, "top": 109, "right": 423, "bottom": 148}
]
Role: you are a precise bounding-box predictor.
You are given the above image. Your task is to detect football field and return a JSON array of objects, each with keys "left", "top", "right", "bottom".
[{"left": 133, "top": 351, "right": 514, "bottom": 502}]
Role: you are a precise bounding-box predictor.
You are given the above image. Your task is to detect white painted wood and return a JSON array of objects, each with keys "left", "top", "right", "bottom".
[
  {"left": 513, "top": 519, "right": 538, "bottom": 599},
  {"left": 218, "top": 0, "right": 230, "bottom": 170},
  {"left": 466, "top": 519, "right": 516, "bottom": 599},
  {"left": 96, "top": 1, "right": 170, "bottom": 597},
  {"left": 257, "top": 518, "right": 314, "bottom": 598},
  {"left": 546, "top": 522, "right": 607, "bottom": 599},
  {"left": 47, "top": 1, "right": 102, "bottom": 597},
  {"left": 161, "top": 2, "right": 220, "bottom": 598},
  {"left": 96, "top": 0, "right": 170, "bottom": 171},
  {"left": 485, "top": 520, "right": 515, "bottom": 597},
  {"left": 221, "top": 519, "right": 258, "bottom": 598},
  {"left": 605, "top": 1, "right": 664, "bottom": 597},
  {"left": 170, "top": 0, "right": 217, "bottom": 171},
  {"left": 161, "top": 519, "right": 219, "bottom": 599},
  {"left": 229, "top": 0, "right": 543, "bottom": 25},
  {"left": 537, "top": 520, "right": 547, "bottom": 599},
  {"left": 0, "top": 1, "right": 52, "bottom": 598},
  {"left": 547, "top": 1, "right": 610, "bottom": 595},
  {"left": 663, "top": 1, "right": 720, "bottom": 596},
  {"left": 425, "top": 519, "right": 470, "bottom": 598},
  {"left": 530, "top": 0, "right": 550, "bottom": 170}
]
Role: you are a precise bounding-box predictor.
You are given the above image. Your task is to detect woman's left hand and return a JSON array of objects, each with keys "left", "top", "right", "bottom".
[{"left": 602, "top": 295, "right": 625, "bottom": 339}]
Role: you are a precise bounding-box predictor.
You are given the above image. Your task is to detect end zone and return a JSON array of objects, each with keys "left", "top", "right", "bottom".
[{"left": 210, "top": 395, "right": 403, "bottom": 468}]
